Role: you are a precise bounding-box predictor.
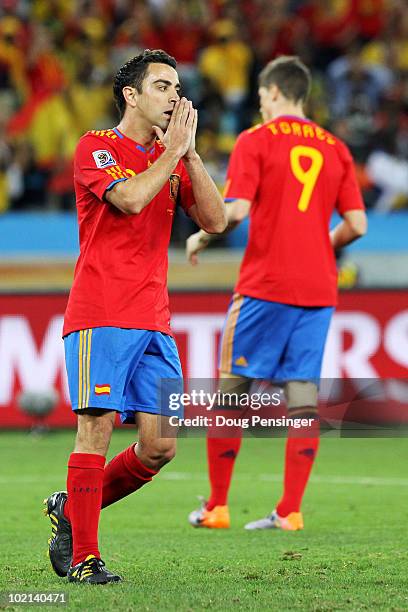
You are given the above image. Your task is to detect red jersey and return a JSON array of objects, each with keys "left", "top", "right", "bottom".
[
  {"left": 224, "top": 116, "right": 365, "bottom": 306},
  {"left": 63, "top": 128, "right": 195, "bottom": 336}
]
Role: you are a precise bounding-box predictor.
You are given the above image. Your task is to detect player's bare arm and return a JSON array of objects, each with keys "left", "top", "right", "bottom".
[
  {"left": 156, "top": 96, "right": 226, "bottom": 234},
  {"left": 106, "top": 98, "right": 193, "bottom": 215},
  {"left": 185, "top": 158, "right": 227, "bottom": 233},
  {"left": 186, "top": 198, "right": 250, "bottom": 265},
  {"left": 330, "top": 209, "right": 367, "bottom": 249},
  {"left": 181, "top": 107, "right": 227, "bottom": 234}
]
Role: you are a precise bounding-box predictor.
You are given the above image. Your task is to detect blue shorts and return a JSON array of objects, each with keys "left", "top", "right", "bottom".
[
  {"left": 219, "top": 294, "right": 333, "bottom": 383},
  {"left": 64, "top": 327, "right": 183, "bottom": 424}
]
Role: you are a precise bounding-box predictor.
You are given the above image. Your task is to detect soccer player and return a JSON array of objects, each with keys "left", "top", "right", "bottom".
[
  {"left": 186, "top": 56, "right": 367, "bottom": 531},
  {"left": 43, "top": 49, "right": 226, "bottom": 583}
]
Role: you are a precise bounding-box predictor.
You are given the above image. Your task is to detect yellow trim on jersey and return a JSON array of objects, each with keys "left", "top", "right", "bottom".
[
  {"left": 90, "top": 129, "right": 117, "bottom": 140},
  {"left": 220, "top": 294, "right": 244, "bottom": 373},
  {"left": 104, "top": 165, "right": 128, "bottom": 180}
]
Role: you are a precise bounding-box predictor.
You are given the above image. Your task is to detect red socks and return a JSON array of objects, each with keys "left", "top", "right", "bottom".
[
  {"left": 65, "top": 453, "right": 105, "bottom": 566},
  {"left": 206, "top": 426, "right": 319, "bottom": 515},
  {"left": 276, "top": 425, "right": 320, "bottom": 517},
  {"left": 64, "top": 445, "right": 156, "bottom": 566},
  {"left": 101, "top": 444, "right": 157, "bottom": 509},
  {"left": 206, "top": 434, "right": 242, "bottom": 510}
]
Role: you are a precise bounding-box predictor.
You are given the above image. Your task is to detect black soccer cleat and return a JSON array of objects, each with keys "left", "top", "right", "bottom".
[
  {"left": 43, "top": 491, "right": 72, "bottom": 577},
  {"left": 67, "top": 555, "right": 122, "bottom": 584}
]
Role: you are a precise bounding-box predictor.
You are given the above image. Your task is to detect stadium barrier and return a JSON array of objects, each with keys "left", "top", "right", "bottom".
[{"left": 0, "top": 291, "right": 407, "bottom": 428}]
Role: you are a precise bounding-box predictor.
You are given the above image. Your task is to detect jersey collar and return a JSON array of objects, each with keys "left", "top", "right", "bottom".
[{"left": 113, "top": 127, "right": 156, "bottom": 155}]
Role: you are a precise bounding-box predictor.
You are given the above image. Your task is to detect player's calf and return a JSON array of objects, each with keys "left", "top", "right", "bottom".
[{"left": 74, "top": 410, "right": 115, "bottom": 456}]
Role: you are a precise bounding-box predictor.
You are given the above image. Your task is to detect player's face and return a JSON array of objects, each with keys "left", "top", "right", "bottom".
[
  {"left": 136, "top": 63, "right": 181, "bottom": 130},
  {"left": 258, "top": 85, "right": 277, "bottom": 122}
]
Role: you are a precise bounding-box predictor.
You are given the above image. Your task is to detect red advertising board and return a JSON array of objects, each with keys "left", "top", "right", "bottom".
[{"left": 0, "top": 291, "right": 407, "bottom": 428}]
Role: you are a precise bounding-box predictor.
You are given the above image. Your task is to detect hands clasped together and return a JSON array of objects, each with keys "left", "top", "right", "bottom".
[{"left": 153, "top": 98, "right": 198, "bottom": 160}]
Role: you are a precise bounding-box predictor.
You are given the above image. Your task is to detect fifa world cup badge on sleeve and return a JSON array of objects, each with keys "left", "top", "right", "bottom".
[{"left": 92, "top": 150, "right": 117, "bottom": 169}]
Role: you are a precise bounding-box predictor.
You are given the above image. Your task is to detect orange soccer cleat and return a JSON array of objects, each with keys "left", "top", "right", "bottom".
[
  {"left": 244, "top": 510, "right": 304, "bottom": 531},
  {"left": 188, "top": 498, "right": 230, "bottom": 529}
]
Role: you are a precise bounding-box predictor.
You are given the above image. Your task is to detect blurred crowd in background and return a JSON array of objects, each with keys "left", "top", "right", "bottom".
[{"left": 0, "top": 0, "right": 407, "bottom": 238}]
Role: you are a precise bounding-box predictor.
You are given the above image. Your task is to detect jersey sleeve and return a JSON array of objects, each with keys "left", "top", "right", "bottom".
[
  {"left": 74, "top": 134, "right": 129, "bottom": 201},
  {"left": 177, "top": 162, "right": 195, "bottom": 213},
  {"left": 336, "top": 143, "right": 365, "bottom": 214},
  {"left": 224, "top": 131, "right": 261, "bottom": 202}
]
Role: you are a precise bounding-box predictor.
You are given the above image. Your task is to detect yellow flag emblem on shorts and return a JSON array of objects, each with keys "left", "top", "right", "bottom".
[
  {"left": 95, "top": 385, "right": 111, "bottom": 396},
  {"left": 235, "top": 356, "right": 248, "bottom": 367}
]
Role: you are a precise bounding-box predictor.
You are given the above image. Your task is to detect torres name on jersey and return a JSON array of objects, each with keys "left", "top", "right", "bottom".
[{"left": 224, "top": 116, "right": 365, "bottom": 307}]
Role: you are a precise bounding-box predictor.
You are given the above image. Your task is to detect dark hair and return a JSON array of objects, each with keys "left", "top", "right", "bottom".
[
  {"left": 113, "top": 49, "right": 177, "bottom": 119},
  {"left": 258, "top": 56, "right": 311, "bottom": 104}
]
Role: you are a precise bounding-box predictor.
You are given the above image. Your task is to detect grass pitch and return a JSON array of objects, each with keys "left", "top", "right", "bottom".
[{"left": 0, "top": 431, "right": 407, "bottom": 611}]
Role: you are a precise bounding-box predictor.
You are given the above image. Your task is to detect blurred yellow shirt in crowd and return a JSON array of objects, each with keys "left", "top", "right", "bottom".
[
  {"left": 28, "top": 95, "right": 79, "bottom": 165},
  {"left": 0, "top": 172, "right": 9, "bottom": 213},
  {"left": 32, "top": 0, "right": 74, "bottom": 21},
  {"left": 199, "top": 21, "right": 252, "bottom": 101},
  {"left": 361, "top": 39, "right": 408, "bottom": 71},
  {"left": 0, "top": 39, "right": 28, "bottom": 101},
  {"left": 27, "top": 84, "right": 111, "bottom": 166}
]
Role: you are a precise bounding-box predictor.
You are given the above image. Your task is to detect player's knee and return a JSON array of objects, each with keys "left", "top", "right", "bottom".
[
  {"left": 141, "top": 441, "right": 176, "bottom": 470},
  {"left": 160, "top": 444, "right": 176, "bottom": 465},
  {"left": 285, "top": 381, "right": 318, "bottom": 410},
  {"left": 285, "top": 382, "right": 319, "bottom": 438},
  {"left": 218, "top": 372, "right": 251, "bottom": 395}
]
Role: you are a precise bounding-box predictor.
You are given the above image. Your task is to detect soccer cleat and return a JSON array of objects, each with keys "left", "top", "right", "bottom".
[
  {"left": 43, "top": 491, "right": 72, "bottom": 577},
  {"left": 67, "top": 555, "right": 122, "bottom": 584},
  {"left": 188, "top": 497, "right": 230, "bottom": 529},
  {"left": 244, "top": 510, "right": 304, "bottom": 531}
]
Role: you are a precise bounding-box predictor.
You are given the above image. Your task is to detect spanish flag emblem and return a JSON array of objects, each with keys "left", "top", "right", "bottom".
[{"left": 95, "top": 385, "right": 111, "bottom": 396}]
